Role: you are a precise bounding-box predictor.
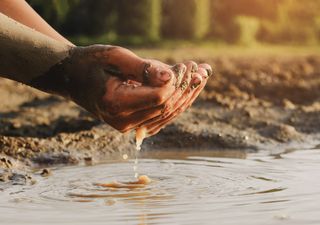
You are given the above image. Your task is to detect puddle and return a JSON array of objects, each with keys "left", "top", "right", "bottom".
[{"left": 1, "top": 149, "right": 320, "bottom": 225}]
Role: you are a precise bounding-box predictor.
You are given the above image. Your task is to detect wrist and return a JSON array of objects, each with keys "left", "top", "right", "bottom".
[
  {"left": 29, "top": 45, "right": 111, "bottom": 118},
  {"left": 28, "top": 46, "right": 78, "bottom": 97}
]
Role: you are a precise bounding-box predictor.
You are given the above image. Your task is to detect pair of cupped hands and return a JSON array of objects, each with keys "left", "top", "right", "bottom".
[{"left": 35, "top": 45, "right": 212, "bottom": 137}]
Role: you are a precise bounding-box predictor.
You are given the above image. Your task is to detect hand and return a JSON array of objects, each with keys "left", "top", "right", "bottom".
[
  {"left": 143, "top": 61, "right": 212, "bottom": 136},
  {"left": 29, "top": 45, "right": 212, "bottom": 136}
]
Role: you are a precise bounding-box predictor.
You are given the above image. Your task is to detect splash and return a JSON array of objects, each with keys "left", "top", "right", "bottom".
[
  {"left": 96, "top": 127, "right": 150, "bottom": 189},
  {"left": 95, "top": 175, "right": 151, "bottom": 189}
]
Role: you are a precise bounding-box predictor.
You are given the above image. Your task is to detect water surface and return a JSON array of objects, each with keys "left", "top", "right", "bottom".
[{"left": 1, "top": 148, "right": 320, "bottom": 225}]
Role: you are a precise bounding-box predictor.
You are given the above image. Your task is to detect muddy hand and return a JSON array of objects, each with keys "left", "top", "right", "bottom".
[
  {"left": 92, "top": 46, "right": 184, "bottom": 132},
  {"left": 94, "top": 46, "right": 174, "bottom": 87},
  {"left": 97, "top": 49, "right": 212, "bottom": 134},
  {"left": 29, "top": 45, "right": 180, "bottom": 132},
  {"left": 29, "top": 44, "right": 212, "bottom": 133},
  {"left": 142, "top": 63, "right": 213, "bottom": 136}
]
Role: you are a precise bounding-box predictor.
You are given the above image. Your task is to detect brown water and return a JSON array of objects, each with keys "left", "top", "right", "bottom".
[{"left": 1, "top": 147, "right": 320, "bottom": 225}]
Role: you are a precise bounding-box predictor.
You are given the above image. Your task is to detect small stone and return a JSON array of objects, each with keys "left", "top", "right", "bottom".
[
  {"left": 84, "top": 157, "right": 93, "bottom": 166},
  {"left": 283, "top": 99, "right": 296, "bottom": 110},
  {"left": 0, "top": 173, "right": 10, "bottom": 182},
  {"left": 105, "top": 199, "right": 116, "bottom": 206},
  {"left": 0, "top": 158, "right": 12, "bottom": 169},
  {"left": 40, "top": 168, "right": 51, "bottom": 177},
  {"left": 12, "top": 121, "right": 22, "bottom": 129}
]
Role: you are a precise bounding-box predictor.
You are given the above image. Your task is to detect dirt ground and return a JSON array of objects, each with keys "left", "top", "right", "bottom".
[{"left": 1, "top": 52, "right": 320, "bottom": 183}]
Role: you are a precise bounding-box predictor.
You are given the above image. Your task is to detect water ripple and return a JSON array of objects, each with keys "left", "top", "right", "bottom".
[{"left": 1, "top": 149, "right": 320, "bottom": 225}]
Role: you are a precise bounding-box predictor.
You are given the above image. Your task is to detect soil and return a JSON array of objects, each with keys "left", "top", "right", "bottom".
[{"left": 1, "top": 54, "right": 320, "bottom": 184}]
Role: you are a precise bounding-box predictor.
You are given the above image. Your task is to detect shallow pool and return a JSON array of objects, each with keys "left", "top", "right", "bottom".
[{"left": 1, "top": 148, "right": 320, "bottom": 225}]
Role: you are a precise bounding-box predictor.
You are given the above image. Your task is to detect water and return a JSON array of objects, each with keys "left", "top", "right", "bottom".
[
  {"left": 133, "top": 127, "right": 146, "bottom": 179},
  {"left": 1, "top": 148, "right": 320, "bottom": 225}
]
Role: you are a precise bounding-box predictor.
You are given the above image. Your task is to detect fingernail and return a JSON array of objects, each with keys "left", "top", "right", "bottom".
[
  {"left": 199, "top": 68, "right": 209, "bottom": 79},
  {"left": 191, "top": 64, "right": 198, "bottom": 73},
  {"left": 206, "top": 68, "right": 213, "bottom": 77},
  {"left": 142, "top": 63, "right": 151, "bottom": 83},
  {"left": 172, "top": 64, "right": 180, "bottom": 74},
  {"left": 159, "top": 70, "right": 171, "bottom": 82},
  {"left": 181, "top": 65, "right": 187, "bottom": 74},
  {"left": 191, "top": 83, "right": 200, "bottom": 89},
  {"left": 172, "top": 64, "right": 186, "bottom": 75},
  {"left": 191, "top": 77, "right": 202, "bottom": 89},
  {"left": 180, "top": 81, "right": 188, "bottom": 91}
]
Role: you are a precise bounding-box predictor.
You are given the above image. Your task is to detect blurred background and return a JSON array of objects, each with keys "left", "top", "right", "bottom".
[{"left": 26, "top": 0, "right": 320, "bottom": 47}]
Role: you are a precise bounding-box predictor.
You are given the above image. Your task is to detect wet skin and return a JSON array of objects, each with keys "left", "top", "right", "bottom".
[{"left": 30, "top": 45, "right": 213, "bottom": 135}]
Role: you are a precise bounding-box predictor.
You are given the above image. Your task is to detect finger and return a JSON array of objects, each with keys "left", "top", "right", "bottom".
[
  {"left": 104, "top": 105, "right": 164, "bottom": 133},
  {"left": 172, "top": 63, "right": 188, "bottom": 88},
  {"left": 102, "top": 76, "right": 176, "bottom": 116},
  {"left": 183, "top": 71, "right": 208, "bottom": 109},
  {"left": 146, "top": 127, "right": 161, "bottom": 137},
  {"left": 143, "top": 71, "right": 204, "bottom": 128},
  {"left": 95, "top": 46, "right": 174, "bottom": 87},
  {"left": 97, "top": 46, "right": 146, "bottom": 81},
  {"left": 144, "top": 60, "right": 175, "bottom": 87},
  {"left": 146, "top": 70, "right": 208, "bottom": 135},
  {"left": 181, "top": 67, "right": 209, "bottom": 110},
  {"left": 198, "top": 63, "right": 213, "bottom": 77},
  {"left": 159, "top": 61, "right": 197, "bottom": 118},
  {"left": 146, "top": 65, "right": 210, "bottom": 136},
  {"left": 147, "top": 77, "right": 207, "bottom": 136}
]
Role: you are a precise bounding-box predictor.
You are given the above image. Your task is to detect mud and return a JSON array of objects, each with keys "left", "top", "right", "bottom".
[
  {"left": 1, "top": 54, "right": 320, "bottom": 182},
  {"left": 0, "top": 13, "right": 70, "bottom": 83}
]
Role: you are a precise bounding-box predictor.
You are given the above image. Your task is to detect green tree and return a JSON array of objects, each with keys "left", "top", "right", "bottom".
[
  {"left": 194, "top": 0, "right": 210, "bottom": 39},
  {"left": 116, "top": 0, "right": 161, "bottom": 41},
  {"left": 27, "top": 0, "right": 79, "bottom": 29},
  {"left": 61, "top": 0, "right": 116, "bottom": 36},
  {"left": 257, "top": 0, "right": 320, "bottom": 43},
  {"left": 161, "top": 0, "right": 210, "bottom": 39},
  {"left": 207, "top": 0, "right": 279, "bottom": 43}
]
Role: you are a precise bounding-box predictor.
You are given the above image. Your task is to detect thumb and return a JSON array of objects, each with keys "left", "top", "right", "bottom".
[{"left": 101, "top": 46, "right": 173, "bottom": 87}]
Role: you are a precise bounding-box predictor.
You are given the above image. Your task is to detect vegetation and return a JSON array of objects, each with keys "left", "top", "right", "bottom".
[
  {"left": 161, "top": 0, "right": 210, "bottom": 39},
  {"left": 27, "top": 0, "right": 320, "bottom": 46}
]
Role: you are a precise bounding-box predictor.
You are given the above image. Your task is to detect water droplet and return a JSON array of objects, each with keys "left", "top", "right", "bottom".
[{"left": 122, "top": 154, "right": 128, "bottom": 160}]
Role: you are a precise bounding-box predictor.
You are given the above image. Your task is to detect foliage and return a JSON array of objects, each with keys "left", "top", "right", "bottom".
[
  {"left": 161, "top": 0, "right": 195, "bottom": 39},
  {"left": 194, "top": 0, "right": 210, "bottom": 40},
  {"left": 236, "top": 16, "right": 260, "bottom": 46},
  {"left": 207, "top": 0, "right": 279, "bottom": 43},
  {"left": 116, "top": 0, "right": 161, "bottom": 41},
  {"left": 26, "top": 0, "right": 320, "bottom": 45},
  {"left": 61, "top": 0, "right": 116, "bottom": 36},
  {"left": 257, "top": 0, "right": 320, "bottom": 44},
  {"left": 27, "top": 0, "right": 79, "bottom": 28},
  {"left": 161, "top": 0, "right": 210, "bottom": 39}
]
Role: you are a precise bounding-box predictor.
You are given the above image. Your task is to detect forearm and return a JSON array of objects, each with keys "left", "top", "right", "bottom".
[
  {"left": 0, "top": 13, "right": 71, "bottom": 84},
  {"left": 0, "top": 0, "right": 73, "bottom": 46}
]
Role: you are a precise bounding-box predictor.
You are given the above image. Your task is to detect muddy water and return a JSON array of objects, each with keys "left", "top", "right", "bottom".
[{"left": 1, "top": 148, "right": 320, "bottom": 225}]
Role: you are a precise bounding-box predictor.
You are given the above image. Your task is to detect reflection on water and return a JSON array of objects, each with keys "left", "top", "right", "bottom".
[{"left": 1, "top": 148, "right": 320, "bottom": 225}]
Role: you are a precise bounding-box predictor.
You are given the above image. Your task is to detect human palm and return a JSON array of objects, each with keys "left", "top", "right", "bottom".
[{"left": 30, "top": 45, "right": 212, "bottom": 136}]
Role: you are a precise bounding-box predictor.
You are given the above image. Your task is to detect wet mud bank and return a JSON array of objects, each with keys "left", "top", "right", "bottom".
[{"left": 1, "top": 54, "right": 320, "bottom": 183}]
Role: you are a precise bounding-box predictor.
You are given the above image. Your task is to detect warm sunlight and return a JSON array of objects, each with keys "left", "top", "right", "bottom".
[{"left": 1, "top": 1, "right": 320, "bottom": 225}]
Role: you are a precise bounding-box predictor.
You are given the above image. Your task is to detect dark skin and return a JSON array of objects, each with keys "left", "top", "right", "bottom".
[{"left": 29, "top": 45, "right": 212, "bottom": 135}]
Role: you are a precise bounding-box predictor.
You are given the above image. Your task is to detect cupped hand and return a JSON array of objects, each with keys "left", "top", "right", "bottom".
[{"left": 30, "top": 45, "right": 212, "bottom": 136}]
